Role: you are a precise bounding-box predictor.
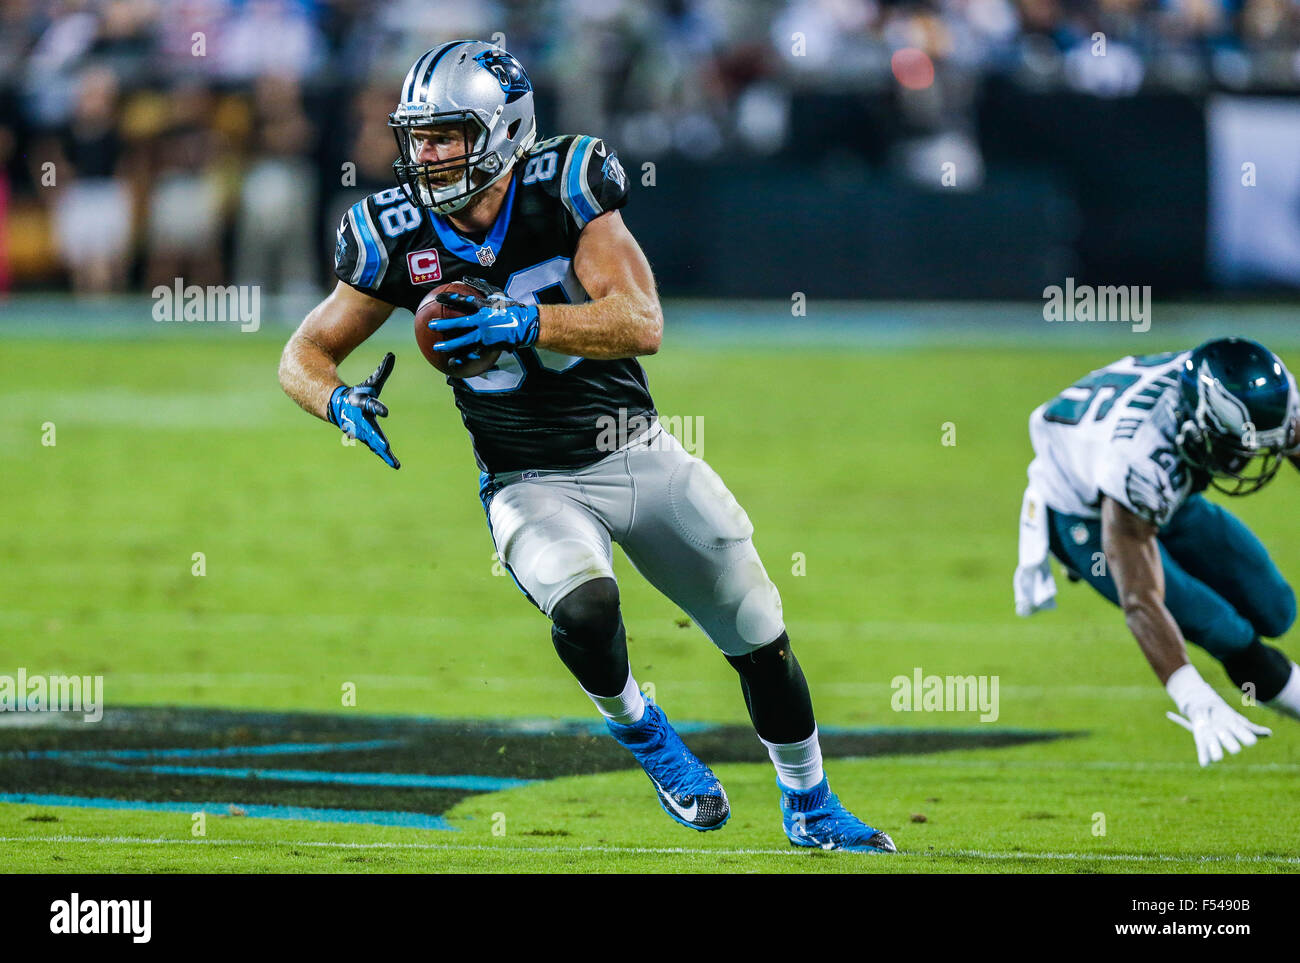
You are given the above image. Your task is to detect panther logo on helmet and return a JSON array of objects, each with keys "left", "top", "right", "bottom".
[{"left": 474, "top": 49, "right": 532, "bottom": 103}]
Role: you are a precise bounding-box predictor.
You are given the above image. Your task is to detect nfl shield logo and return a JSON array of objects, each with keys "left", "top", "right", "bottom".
[{"left": 476, "top": 247, "right": 496, "bottom": 267}]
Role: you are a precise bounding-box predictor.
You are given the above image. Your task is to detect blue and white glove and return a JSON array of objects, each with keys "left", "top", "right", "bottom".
[
  {"left": 328, "top": 352, "right": 400, "bottom": 470},
  {"left": 429, "top": 277, "right": 540, "bottom": 355},
  {"left": 1165, "top": 663, "right": 1271, "bottom": 767}
]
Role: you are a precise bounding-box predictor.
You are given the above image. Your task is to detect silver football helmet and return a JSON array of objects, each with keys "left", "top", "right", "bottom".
[{"left": 389, "top": 40, "right": 538, "bottom": 216}]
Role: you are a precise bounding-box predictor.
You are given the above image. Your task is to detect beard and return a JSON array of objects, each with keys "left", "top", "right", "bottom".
[{"left": 422, "top": 165, "right": 464, "bottom": 189}]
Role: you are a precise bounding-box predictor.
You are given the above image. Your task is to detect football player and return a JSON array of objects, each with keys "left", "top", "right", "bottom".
[
  {"left": 1015, "top": 338, "right": 1300, "bottom": 766},
  {"left": 278, "top": 41, "right": 894, "bottom": 852}
]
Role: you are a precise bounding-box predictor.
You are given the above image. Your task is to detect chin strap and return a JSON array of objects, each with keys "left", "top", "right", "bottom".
[{"left": 1285, "top": 412, "right": 1300, "bottom": 457}]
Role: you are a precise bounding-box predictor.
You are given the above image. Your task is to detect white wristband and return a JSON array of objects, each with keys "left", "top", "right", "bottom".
[{"left": 1165, "top": 663, "right": 1205, "bottom": 709}]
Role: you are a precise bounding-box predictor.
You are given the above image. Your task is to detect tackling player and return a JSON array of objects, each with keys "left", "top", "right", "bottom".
[
  {"left": 278, "top": 41, "right": 894, "bottom": 852},
  {"left": 1015, "top": 338, "right": 1300, "bottom": 765}
]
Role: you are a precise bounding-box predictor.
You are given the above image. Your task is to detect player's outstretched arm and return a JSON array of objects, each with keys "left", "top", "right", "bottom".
[
  {"left": 279, "top": 281, "right": 395, "bottom": 420},
  {"left": 1100, "top": 496, "right": 1187, "bottom": 685},
  {"left": 537, "top": 210, "right": 663, "bottom": 360},
  {"left": 1101, "top": 496, "right": 1271, "bottom": 765},
  {"left": 279, "top": 281, "right": 401, "bottom": 469}
]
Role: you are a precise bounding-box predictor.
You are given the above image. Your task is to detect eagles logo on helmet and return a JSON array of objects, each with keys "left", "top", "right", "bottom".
[{"left": 1174, "top": 337, "right": 1300, "bottom": 495}]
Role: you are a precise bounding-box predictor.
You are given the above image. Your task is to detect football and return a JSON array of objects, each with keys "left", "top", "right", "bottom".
[{"left": 414, "top": 282, "right": 501, "bottom": 378}]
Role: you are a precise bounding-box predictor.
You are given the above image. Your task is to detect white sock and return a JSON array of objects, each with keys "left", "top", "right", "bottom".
[
  {"left": 760, "top": 727, "right": 824, "bottom": 791},
  {"left": 1266, "top": 662, "right": 1300, "bottom": 721},
  {"left": 583, "top": 669, "right": 645, "bottom": 725}
]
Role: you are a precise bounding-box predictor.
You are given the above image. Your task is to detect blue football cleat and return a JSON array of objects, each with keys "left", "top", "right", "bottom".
[
  {"left": 780, "top": 776, "right": 897, "bottom": 853},
  {"left": 606, "top": 702, "right": 730, "bottom": 831}
]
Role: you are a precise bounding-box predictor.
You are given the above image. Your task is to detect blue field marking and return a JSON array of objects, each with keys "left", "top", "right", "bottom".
[
  {"left": 70, "top": 762, "right": 535, "bottom": 792},
  {"left": 9, "top": 739, "right": 404, "bottom": 761},
  {"left": 0, "top": 713, "right": 1070, "bottom": 836},
  {"left": 0, "top": 793, "right": 455, "bottom": 830}
]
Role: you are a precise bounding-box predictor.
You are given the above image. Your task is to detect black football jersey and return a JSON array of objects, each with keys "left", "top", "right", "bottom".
[{"left": 333, "top": 134, "right": 656, "bottom": 474}]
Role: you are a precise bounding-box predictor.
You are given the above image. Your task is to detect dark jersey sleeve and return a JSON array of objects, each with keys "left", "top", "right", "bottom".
[
  {"left": 333, "top": 189, "right": 422, "bottom": 307},
  {"left": 531, "top": 134, "right": 629, "bottom": 231}
]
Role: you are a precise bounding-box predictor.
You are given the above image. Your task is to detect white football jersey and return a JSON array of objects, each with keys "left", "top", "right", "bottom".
[{"left": 1027, "top": 351, "right": 1197, "bottom": 526}]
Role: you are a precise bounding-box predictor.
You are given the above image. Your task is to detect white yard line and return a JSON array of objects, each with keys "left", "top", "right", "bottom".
[{"left": 2, "top": 836, "right": 1297, "bottom": 865}]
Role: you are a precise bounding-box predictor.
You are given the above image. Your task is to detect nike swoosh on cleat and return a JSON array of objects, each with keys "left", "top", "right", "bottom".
[
  {"left": 649, "top": 777, "right": 698, "bottom": 822},
  {"left": 868, "top": 831, "right": 897, "bottom": 853}
]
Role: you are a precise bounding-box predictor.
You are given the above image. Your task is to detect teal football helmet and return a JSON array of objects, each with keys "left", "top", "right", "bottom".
[{"left": 1175, "top": 338, "right": 1299, "bottom": 495}]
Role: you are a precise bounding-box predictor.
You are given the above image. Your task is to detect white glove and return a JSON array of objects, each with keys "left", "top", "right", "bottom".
[{"left": 1165, "top": 663, "right": 1272, "bottom": 767}]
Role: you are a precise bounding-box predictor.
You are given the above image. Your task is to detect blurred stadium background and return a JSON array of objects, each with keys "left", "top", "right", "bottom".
[
  {"left": 4, "top": 1, "right": 1300, "bottom": 874},
  {"left": 1, "top": 0, "right": 1299, "bottom": 299}
]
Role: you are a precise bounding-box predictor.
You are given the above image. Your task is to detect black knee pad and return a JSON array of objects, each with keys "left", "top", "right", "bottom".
[
  {"left": 726, "top": 632, "right": 795, "bottom": 680},
  {"left": 551, "top": 577, "right": 621, "bottom": 643},
  {"left": 550, "top": 578, "right": 626, "bottom": 697},
  {"left": 725, "top": 632, "right": 814, "bottom": 744},
  {"left": 1223, "top": 639, "right": 1292, "bottom": 703}
]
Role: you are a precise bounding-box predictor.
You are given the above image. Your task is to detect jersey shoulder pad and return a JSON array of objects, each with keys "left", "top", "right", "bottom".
[
  {"left": 524, "top": 133, "right": 629, "bottom": 229},
  {"left": 333, "top": 188, "right": 422, "bottom": 300},
  {"left": 1101, "top": 445, "right": 1184, "bottom": 526}
]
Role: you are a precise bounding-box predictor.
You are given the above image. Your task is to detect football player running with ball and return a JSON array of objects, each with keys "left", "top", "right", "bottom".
[
  {"left": 278, "top": 41, "right": 894, "bottom": 852},
  {"left": 1015, "top": 338, "right": 1300, "bottom": 766}
]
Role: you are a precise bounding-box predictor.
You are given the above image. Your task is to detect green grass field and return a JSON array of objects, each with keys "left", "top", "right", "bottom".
[{"left": 3, "top": 306, "right": 1299, "bottom": 873}]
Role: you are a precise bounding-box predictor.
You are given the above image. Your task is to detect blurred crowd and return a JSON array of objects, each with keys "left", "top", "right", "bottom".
[{"left": 1, "top": 0, "right": 1298, "bottom": 294}]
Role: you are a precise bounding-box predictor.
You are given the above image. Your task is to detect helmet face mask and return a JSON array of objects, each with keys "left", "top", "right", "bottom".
[
  {"left": 1175, "top": 420, "right": 1286, "bottom": 496},
  {"left": 1175, "top": 338, "right": 1298, "bottom": 497},
  {"left": 390, "top": 112, "right": 490, "bottom": 213},
  {"left": 389, "top": 41, "right": 537, "bottom": 217}
]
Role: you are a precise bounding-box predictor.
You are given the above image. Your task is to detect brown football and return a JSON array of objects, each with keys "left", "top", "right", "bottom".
[{"left": 414, "top": 282, "right": 501, "bottom": 378}]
